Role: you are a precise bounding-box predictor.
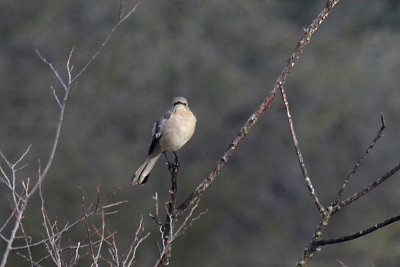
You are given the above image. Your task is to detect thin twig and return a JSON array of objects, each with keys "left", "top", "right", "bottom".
[
  {"left": 173, "top": 202, "right": 207, "bottom": 242},
  {"left": 92, "top": 209, "right": 105, "bottom": 266},
  {"left": 123, "top": 215, "right": 150, "bottom": 267},
  {"left": 332, "top": 162, "right": 400, "bottom": 214},
  {"left": 280, "top": 85, "right": 325, "bottom": 214},
  {"left": 18, "top": 222, "right": 33, "bottom": 266},
  {"left": 71, "top": 2, "right": 140, "bottom": 83},
  {"left": 334, "top": 114, "right": 386, "bottom": 205},
  {"left": 35, "top": 49, "right": 68, "bottom": 91},
  {"left": 149, "top": 193, "right": 162, "bottom": 226},
  {"left": 34, "top": 241, "right": 99, "bottom": 265},
  {"left": 16, "top": 252, "right": 42, "bottom": 267},
  {"left": 315, "top": 214, "right": 400, "bottom": 246},
  {"left": 12, "top": 200, "right": 127, "bottom": 250},
  {"left": 66, "top": 47, "right": 75, "bottom": 86},
  {"left": 336, "top": 259, "right": 347, "bottom": 267},
  {"left": 79, "top": 188, "right": 96, "bottom": 265},
  {"left": 119, "top": 0, "right": 126, "bottom": 20},
  {"left": 0, "top": 146, "right": 34, "bottom": 267}
]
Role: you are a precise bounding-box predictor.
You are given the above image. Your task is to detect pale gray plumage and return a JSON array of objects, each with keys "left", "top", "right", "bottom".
[{"left": 132, "top": 97, "right": 196, "bottom": 185}]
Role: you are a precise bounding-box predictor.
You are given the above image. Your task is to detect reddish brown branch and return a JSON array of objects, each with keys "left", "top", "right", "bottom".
[{"left": 177, "top": 0, "right": 341, "bottom": 214}]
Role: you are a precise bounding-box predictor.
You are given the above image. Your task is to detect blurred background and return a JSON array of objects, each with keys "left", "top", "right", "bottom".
[{"left": 1, "top": 0, "right": 400, "bottom": 266}]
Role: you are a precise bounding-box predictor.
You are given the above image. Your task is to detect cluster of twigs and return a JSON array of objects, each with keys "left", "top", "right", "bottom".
[
  {"left": 0, "top": 1, "right": 145, "bottom": 266},
  {"left": 150, "top": 158, "right": 207, "bottom": 267}
]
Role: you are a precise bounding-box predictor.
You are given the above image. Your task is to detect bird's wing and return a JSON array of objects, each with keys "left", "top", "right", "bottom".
[{"left": 148, "top": 110, "right": 172, "bottom": 155}]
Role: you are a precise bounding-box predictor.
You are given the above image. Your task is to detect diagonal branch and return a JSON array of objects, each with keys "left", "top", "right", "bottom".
[
  {"left": 177, "top": 0, "right": 341, "bottom": 214},
  {"left": 71, "top": 2, "right": 140, "bottom": 83},
  {"left": 315, "top": 214, "right": 400, "bottom": 246},
  {"left": 332, "top": 162, "right": 400, "bottom": 215},
  {"left": 334, "top": 114, "right": 386, "bottom": 205},
  {"left": 280, "top": 85, "right": 325, "bottom": 214}
]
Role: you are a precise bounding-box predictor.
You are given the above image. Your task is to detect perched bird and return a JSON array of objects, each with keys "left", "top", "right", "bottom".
[{"left": 132, "top": 97, "right": 196, "bottom": 185}]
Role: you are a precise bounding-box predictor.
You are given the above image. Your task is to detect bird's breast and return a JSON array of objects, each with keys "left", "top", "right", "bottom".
[{"left": 160, "top": 110, "right": 196, "bottom": 151}]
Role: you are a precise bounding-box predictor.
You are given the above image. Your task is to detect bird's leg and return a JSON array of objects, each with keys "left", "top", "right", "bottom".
[
  {"left": 163, "top": 152, "right": 174, "bottom": 171},
  {"left": 163, "top": 151, "right": 170, "bottom": 163},
  {"left": 173, "top": 152, "right": 180, "bottom": 169}
]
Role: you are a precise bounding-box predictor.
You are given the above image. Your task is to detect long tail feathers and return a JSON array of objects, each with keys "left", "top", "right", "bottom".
[{"left": 132, "top": 154, "right": 161, "bottom": 185}]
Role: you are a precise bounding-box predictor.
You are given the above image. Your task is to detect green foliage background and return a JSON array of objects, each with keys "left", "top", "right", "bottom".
[{"left": 1, "top": 0, "right": 400, "bottom": 266}]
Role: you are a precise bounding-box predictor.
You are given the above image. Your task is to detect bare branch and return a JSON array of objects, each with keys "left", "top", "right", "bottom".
[
  {"left": 0, "top": 145, "right": 33, "bottom": 267},
  {"left": 51, "top": 86, "right": 62, "bottom": 109},
  {"left": 155, "top": 159, "right": 180, "bottom": 267},
  {"left": 40, "top": 184, "right": 62, "bottom": 266},
  {"left": 0, "top": 2, "right": 139, "bottom": 266},
  {"left": 336, "top": 259, "right": 347, "bottom": 267},
  {"left": 1, "top": 198, "right": 29, "bottom": 266},
  {"left": 334, "top": 114, "right": 386, "bottom": 205},
  {"left": 0, "top": 150, "right": 12, "bottom": 169},
  {"left": 118, "top": 0, "right": 126, "bottom": 20},
  {"left": 173, "top": 201, "right": 207, "bottom": 242},
  {"left": 332, "top": 162, "right": 400, "bottom": 214},
  {"left": 71, "top": 2, "right": 140, "bottom": 83},
  {"left": 67, "top": 47, "right": 75, "bottom": 85},
  {"left": 18, "top": 222, "right": 33, "bottom": 266},
  {"left": 92, "top": 210, "right": 105, "bottom": 267},
  {"left": 149, "top": 192, "right": 162, "bottom": 226},
  {"left": 123, "top": 215, "right": 151, "bottom": 267},
  {"left": 280, "top": 85, "right": 325, "bottom": 214},
  {"left": 0, "top": 165, "right": 10, "bottom": 187},
  {"left": 26, "top": 74, "right": 69, "bottom": 197},
  {"left": 12, "top": 200, "right": 127, "bottom": 250},
  {"left": 0, "top": 213, "right": 14, "bottom": 234},
  {"left": 177, "top": 0, "right": 341, "bottom": 214},
  {"left": 315, "top": 214, "right": 400, "bottom": 246},
  {"left": 16, "top": 252, "right": 42, "bottom": 267},
  {"left": 79, "top": 188, "right": 96, "bottom": 265},
  {"left": 73, "top": 242, "right": 81, "bottom": 266},
  {"left": 35, "top": 49, "right": 68, "bottom": 91}
]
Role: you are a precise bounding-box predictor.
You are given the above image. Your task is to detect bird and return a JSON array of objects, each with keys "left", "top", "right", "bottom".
[{"left": 132, "top": 96, "right": 196, "bottom": 185}]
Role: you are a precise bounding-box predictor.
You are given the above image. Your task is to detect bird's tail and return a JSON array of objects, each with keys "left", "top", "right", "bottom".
[{"left": 132, "top": 154, "right": 161, "bottom": 185}]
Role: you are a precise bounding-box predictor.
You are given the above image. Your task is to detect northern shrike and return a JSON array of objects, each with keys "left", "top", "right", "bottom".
[{"left": 132, "top": 97, "right": 196, "bottom": 185}]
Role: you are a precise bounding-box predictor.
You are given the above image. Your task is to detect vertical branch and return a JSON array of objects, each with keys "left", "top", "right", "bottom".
[
  {"left": 156, "top": 161, "right": 179, "bottom": 267},
  {"left": 0, "top": 146, "right": 33, "bottom": 267},
  {"left": 79, "top": 188, "right": 96, "bottom": 265},
  {"left": 92, "top": 210, "right": 106, "bottom": 266},
  {"left": 40, "top": 186, "right": 63, "bottom": 266}
]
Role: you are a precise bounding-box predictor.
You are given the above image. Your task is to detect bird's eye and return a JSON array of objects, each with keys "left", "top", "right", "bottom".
[{"left": 174, "top": 101, "right": 187, "bottom": 106}]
